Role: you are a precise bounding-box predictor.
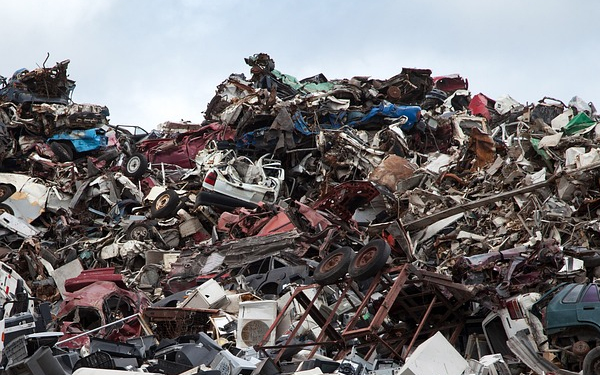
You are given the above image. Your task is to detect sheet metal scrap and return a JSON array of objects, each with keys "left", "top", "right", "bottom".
[
  {"left": 0, "top": 60, "right": 74, "bottom": 104},
  {"left": 451, "top": 239, "right": 564, "bottom": 307}
]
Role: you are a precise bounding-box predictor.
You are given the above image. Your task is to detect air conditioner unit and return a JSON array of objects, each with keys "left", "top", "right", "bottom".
[
  {"left": 179, "top": 278, "right": 228, "bottom": 309},
  {"left": 236, "top": 300, "right": 278, "bottom": 349}
]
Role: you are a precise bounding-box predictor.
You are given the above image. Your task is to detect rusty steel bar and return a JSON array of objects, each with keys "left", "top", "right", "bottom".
[
  {"left": 308, "top": 280, "right": 352, "bottom": 358},
  {"left": 275, "top": 286, "right": 325, "bottom": 363},
  {"left": 256, "top": 284, "right": 315, "bottom": 348},
  {"left": 402, "top": 295, "right": 437, "bottom": 360},
  {"left": 341, "top": 270, "right": 384, "bottom": 336},
  {"left": 342, "top": 264, "right": 410, "bottom": 340}
]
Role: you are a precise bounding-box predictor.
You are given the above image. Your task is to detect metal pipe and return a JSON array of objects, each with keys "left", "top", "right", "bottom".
[
  {"left": 56, "top": 313, "right": 141, "bottom": 345},
  {"left": 403, "top": 295, "right": 437, "bottom": 360},
  {"left": 285, "top": 148, "right": 318, "bottom": 153}
]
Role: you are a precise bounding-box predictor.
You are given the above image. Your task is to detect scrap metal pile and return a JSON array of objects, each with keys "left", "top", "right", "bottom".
[{"left": 2, "top": 54, "right": 600, "bottom": 374}]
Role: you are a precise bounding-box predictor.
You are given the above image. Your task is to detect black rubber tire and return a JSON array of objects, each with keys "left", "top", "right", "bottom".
[
  {"left": 348, "top": 239, "right": 391, "bottom": 281},
  {"left": 126, "top": 222, "right": 154, "bottom": 241},
  {"left": 151, "top": 190, "right": 180, "bottom": 218},
  {"left": 124, "top": 153, "right": 148, "bottom": 179},
  {"left": 314, "top": 247, "right": 355, "bottom": 285},
  {"left": 0, "top": 204, "right": 14, "bottom": 216},
  {"left": 584, "top": 347, "right": 600, "bottom": 375},
  {"left": 0, "top": 184, "right": 15, "bottom": 202},
  {"left": 50, "top": 142, "right": 74, "bottom": 162},
  {"left": 96, "top": 148, "right": 120, "bottom": 163}
]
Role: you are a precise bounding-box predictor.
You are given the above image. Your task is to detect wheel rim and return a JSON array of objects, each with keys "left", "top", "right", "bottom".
[
  {"left": 155, "top": 195, "right": 171, "bottom": 210},
  {"left": 355, "top": 247, "right": 377, "bottom": 267},
  {"left": 130, "top": 226, "right": 149, "bottom": 240},
  {"left": 128, "top": 157, "right": 140, "bottom": 172},
  {"left": 322, "top": 253, "right": 343, "bottom": 272}
]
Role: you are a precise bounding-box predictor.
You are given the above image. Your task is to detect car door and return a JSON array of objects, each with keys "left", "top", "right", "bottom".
[
  {"left": 576, "top": 284, "right": 600, "bottom": 330},
  {"left": 544, "top": 283, "right": 584, "bottom": 333}
]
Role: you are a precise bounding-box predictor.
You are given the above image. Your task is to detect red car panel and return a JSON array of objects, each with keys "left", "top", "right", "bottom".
[{"left": 135, "top": 122, "right": 235, "bottom": 168}]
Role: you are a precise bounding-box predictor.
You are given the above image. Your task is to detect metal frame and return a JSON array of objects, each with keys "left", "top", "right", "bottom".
[{"left": 256, "top": 263, "right": 472, "bottom": 363}]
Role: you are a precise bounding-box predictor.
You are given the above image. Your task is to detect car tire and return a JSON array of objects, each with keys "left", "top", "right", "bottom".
[
  {"left": 348, "top": 239, "right": 391, "bottom": 281},
  {"left": 0, "top": 204, "right": 14, "bottom": 216},
  {"left": 124, "top": 153, "right": 148, "bottom": 179},
  {"left": 0, "top": 184, "right": 15, "bottom": 202},
  {"left": 151, "top": 190, "right": 180, "bottom": 218},
  {"left": 126, "top": 222, "right": 154, "bottom": 241},
  {"left": 50, "top": 142, "right": 74, "bottom": 162},
  {"left": 314, "top": 247, "right": 355, "bottom": 285},
  {"left": 584, "top": 347, "right": 600, "bottom": 375},
  {"left": 96, "top": 148, "right": 120, "bottom": 163}
]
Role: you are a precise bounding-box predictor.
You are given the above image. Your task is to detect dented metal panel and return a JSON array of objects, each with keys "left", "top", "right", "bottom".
[{"left": 0, "top": 173, "right": 49, "bottom": 222}]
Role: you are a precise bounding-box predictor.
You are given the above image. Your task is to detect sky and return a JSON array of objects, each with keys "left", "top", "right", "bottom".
[{"left": 1, "top": 0, "right": 599, "bottom": 131}]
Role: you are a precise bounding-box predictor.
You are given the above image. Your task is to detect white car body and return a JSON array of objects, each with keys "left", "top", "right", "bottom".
[
  {"left": 0, "top": 262, "right": 35, "bottom": 319},
  {"left": 0, "top": 261, "right": 36, "bottom": 355},
  {"left": 0, "top": 173, "right": 49, "bottom": 223},
  {"left": 482, "top": 292, "right": 548, "bottom": 360},
  {"left": 195, "top": 145, "right": 285, "bottom": 205}
]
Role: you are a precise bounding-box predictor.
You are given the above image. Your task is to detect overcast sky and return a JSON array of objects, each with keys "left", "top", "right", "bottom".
[{"left": 2, "top": 0, "right": 599, "bottom": 131}]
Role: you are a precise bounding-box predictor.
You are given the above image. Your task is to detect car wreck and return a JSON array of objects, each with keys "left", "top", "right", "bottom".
[{"left": 55, "top": 268, "right": 150, "bottom": 350}]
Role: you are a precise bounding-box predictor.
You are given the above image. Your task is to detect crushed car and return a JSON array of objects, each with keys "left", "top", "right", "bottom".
[
  {"left": 48, "top": 127, "right": 109, "bottom": 162},
  {"left": 123, "top": 122, "right": 236, "bottom": 178},
  {"left": 55, "top": 268, "right": 150, "bottom": 350}
]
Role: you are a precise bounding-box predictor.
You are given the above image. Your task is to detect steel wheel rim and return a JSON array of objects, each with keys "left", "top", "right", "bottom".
[
  {"left": 131, "top": 226, "right": 149, "bottom": 240},
  {"left": 155, "top": 195, "right": 171, "bottom": 210},
  {"left": 322, "top": 253, "right": 343, "bottom": 272},
  {"left": 356, "top": 247, "right": 376, "bottom": 267},
  {"left": 128, "top": 157, "right": 140, "bottom": 172}
]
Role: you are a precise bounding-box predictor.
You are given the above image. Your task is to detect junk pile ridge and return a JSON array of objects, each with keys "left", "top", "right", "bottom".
[{"left": 0, "top": 53, "right": 599, "bottom": 374}]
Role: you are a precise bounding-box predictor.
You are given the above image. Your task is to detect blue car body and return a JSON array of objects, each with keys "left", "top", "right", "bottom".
[{"left": 48, "top": 128, "right": 108, "bottom": 153}]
